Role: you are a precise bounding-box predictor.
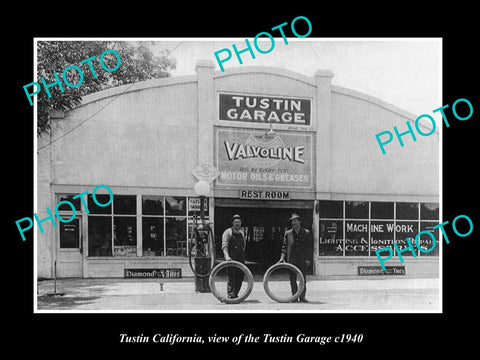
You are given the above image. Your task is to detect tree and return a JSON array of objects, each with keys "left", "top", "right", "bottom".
[{"left": 36, "top": 41, "right": 176, "bottom": 135}]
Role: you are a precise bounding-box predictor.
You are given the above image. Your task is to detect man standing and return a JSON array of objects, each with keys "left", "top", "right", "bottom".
[
  {"left": 278, "top": 213, "right": 312, "bottom": 302},
  {"left": 222, "top": 214, "right": 246, "bottom": 299}
]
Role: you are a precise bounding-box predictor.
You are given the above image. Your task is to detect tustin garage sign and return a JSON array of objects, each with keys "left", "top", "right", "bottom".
[{"left": 219, "top": 93, "right": 311, "bottom": 125}]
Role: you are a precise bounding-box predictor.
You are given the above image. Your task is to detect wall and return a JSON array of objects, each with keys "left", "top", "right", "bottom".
[
  {"left": 37, "top": 76, "right": 200, "bottom": 278},
  {"left": 50, "top": 79, "right": 199, "bottom": 190},
  {"left": 316, "top": 257, "right": 439, "bottom": 278},
  {"left": 328, "top": 87, "right": 439, "bottom": 200},
  {"left": 37, "top": 134, "right": 53, "bottom": 278}
]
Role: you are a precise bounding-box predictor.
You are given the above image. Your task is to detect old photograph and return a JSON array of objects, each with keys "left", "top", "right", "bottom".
[{"left": 33, "top": 38, "right": 442, "bottom": 312}]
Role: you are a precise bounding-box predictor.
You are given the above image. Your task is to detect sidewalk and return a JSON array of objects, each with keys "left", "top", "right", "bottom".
[{"left": 36, "top": 276, "right": 440, "bottom": 312}]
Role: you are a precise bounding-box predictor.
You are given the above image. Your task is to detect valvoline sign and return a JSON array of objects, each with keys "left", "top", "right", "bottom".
[{"left": 215, "top": 128, "right": 313, "bottom": 189}]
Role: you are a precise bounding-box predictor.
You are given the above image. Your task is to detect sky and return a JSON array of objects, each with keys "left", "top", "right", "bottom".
[{"left": 149, "top": 38, "right": 441, "bottom": 116}]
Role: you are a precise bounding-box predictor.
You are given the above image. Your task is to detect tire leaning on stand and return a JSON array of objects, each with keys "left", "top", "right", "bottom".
[
  {"left": 263, "top": 262, "right": 305, "bottom": 303},
  {"left": 208, "top": 260, "right": 254, "bottom": 304}
]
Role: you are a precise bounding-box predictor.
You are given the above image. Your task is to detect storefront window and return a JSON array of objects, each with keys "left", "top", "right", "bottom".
[
  {"left": 418, "top": 222, "right": 439, "bottom": 256},
  {"left": 166, "top": 196, "right": 186, "bottom": 216},
  {"left": 345, "top": 220, "right": 369, "bottom": 256},
  {"left": 319, "top": 220, "right": 344, "bottom": 256},
  {"left": 88, "top": 216, "right": 112, "bottom": 256},
  {"left": 396, "top": 202, "right": 419, "bottom": 220},
  {"left": 113, "top": 217, "right": 137, "bottom": 256},
  {"left": 394, "top": 221, "right": 419, "bottom": 256},
  {"left": 143, "top": 218, "right": 164, "bottom": 256},
  {"left": 142, "top": 196, "right": 164, "bottom": 215},
  {"left": 345, "top": 201, "right": 369, "bottom": 219},
  {"left": 114, "top": 195, "right": 136, "bottom": 215},
  {"left": 371, "top": 202, "right": 394, "bottom": 219},
  {"left": 141, "top": 196, "right": 192, "bottom": 257},
  {"left": 370, "top": 220, "right": 394, "bottom": 256},
  {"left": 84, "top": 194, "right": 209, "bottom": 258},
  {"left": 318, "top": 200, "right": 343, "bottom": 219},
  {"left": 57, "top": 194, "right": 81, "bottom": 211},
  {"left": 88, "top": 194, "right": 112, "bottom": 214},
  {"left": 421, "top": 203, "right": 439, "bottom": 220},
  {"left": 166, "top": 217, "right": 187, "bottom": 256},
  {"left": 319, "top": 201, "right": 438, "bottom": 258}
]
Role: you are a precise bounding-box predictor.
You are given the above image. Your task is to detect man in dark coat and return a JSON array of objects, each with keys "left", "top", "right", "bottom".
[
  {"left": 222, "top": 214, "right": 246, "bottom": 299},
  {"left": 278, "top": 213, "right": 313, "bottom": 302}
]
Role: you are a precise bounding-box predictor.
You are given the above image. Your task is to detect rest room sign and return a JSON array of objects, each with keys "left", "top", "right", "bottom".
[{"left": 215, "top": 128, "right": 313, "bottom": 189}]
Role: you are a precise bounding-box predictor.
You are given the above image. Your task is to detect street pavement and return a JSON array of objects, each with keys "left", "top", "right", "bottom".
[{"left": 36, "top": 276, "right": 440, "bottom": 312}]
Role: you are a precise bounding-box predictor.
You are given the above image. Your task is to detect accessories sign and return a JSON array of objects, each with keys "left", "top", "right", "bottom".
[{"left": 215, "top": 128, "right": 313, "bottom": 189}]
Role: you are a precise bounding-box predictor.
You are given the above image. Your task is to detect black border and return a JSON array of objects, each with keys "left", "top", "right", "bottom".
[{"left": 7, "top": 7, "right": 479, "bottom": 355}]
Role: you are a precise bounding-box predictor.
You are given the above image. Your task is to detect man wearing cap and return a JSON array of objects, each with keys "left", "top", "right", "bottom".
[
  {"left": 222, "top": 214, "right": 246, "bottom": 299},
  {"left": 278, "top": 213, "right": 312, "bottom": 302}
]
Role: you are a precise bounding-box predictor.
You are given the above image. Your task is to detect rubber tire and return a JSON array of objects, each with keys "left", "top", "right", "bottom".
[
  {"left": 209, "top": 260, "right": 254, "bottom": 304},
  {"left": 263, "top": 262, "right": 305, "bottom": 303}
]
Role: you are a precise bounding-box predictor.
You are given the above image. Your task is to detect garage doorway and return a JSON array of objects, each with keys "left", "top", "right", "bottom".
[{"left": 214, "top": 200, "right": 313, "bottom": 274}]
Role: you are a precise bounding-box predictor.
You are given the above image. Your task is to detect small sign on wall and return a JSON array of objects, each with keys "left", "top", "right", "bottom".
[
  {"left": 358, "top": 266, "right": 405, "bottom": 276},
  {"left": 124, "top": 268, "right": 182, "bottom": 278},
  {"left": 239, "top": 190, "right": 290, "bottom": 200}
]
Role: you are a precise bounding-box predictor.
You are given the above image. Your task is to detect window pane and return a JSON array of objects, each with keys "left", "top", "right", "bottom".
[
  {"left": 88, "top": 216, "right": 112, "bottom": 256},
  {"left": 345, "top": 201, "right": 369, "bottom": 219},
  {"left": 113, "top": 217, "right": 137, "bottom": 256},
  {"left": 142, "top": 196, "right": 164, "bottom": 215},
  {"left": 345, "top": 220, "right": 369, "bottom": 256},
  {"left": 88, "top": 194, "right": 112, "bottom": 214},
  {"left": 370, "top": 221, "right": 394, "bottom": 256},
  {"left": 166, "top": 217, "right": 187, "bottom": 256},
  {"left": 395, "top": 221, "right": 419, "bottom": 256},
  {"left": 319, "top": 220, "right": 344, "bottom": 256},
  {"left": 166, "top": 196, "right": 187, "bottom": 216},
  {"left": 421, "top": 203, "right": 439, "bottom": 220},
  {"left": 418, "top": 222, "right": 439, "bottom": 256},
  {"left": 59, "top": 219, "right": 80, "bottom": 248},
  {"left": 114, "top": 195, "right": 136, "bottom": 215},
  {"left": 396, "top": 202, "right": 419, "bottom": 220},
  {"left": 143, "top": 217, "right": 164, "bottom": 256},
  {"left": 318, "top": 200, "right": 343, "bottom": 219},
  {"left": 371, "top": 202, "right": 394, "bottom": 219},
  {"left": 57, "top": 194, "right": 81, "bottom": 211},
  {"left": 188, "top": 197, "right": 209, "bottom": 216}
]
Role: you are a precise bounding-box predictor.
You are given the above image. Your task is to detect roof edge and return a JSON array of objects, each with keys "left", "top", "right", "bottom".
[
  {"left": 213, "top": 66, "right": 316, "bottom": 87},
  {"left": 332, "top": 85, "right": 439, "bottom": 135},
  {"left": 76, "top": 74, "right": 198, "bottom": 109}
]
